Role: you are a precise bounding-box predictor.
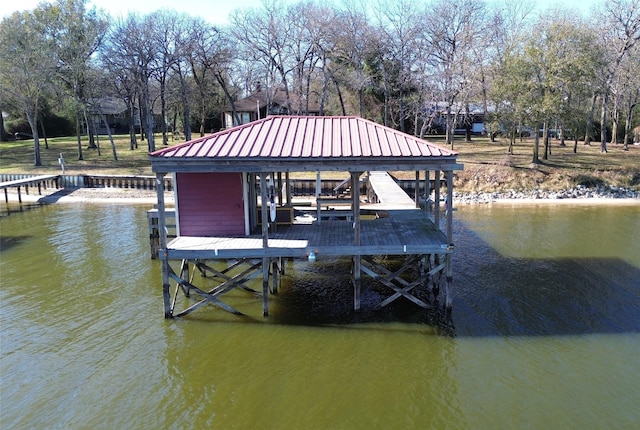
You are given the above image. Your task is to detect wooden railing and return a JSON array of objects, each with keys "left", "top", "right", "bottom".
[{"left": 0, "top": 174, "right": 444, "bottom": 197}]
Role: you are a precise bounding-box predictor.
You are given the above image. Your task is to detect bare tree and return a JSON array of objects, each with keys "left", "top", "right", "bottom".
[
  {"left": 594, "top": 0, "right": 640, "bottom": 153},
  {"left": 329, "top": 1, "right": 378, "bottom": 117},
  {"left": 615, "top": 44, "right": 640, "bottom": 150},
  {"left": 423, "top": 0, "right": 487, "bottom": 148},
  {"left": 0, "top": 9, "right": 58, "bottom": 166},
  {"left": 50, "top": 0, "right": 109, "bottom": 161},
  {"left": 189, "top": 20, "right": 241, "bottom": 137},
  {"left": 102, "top": 14, "right": 158, "bottom": 152},
  {"left": 371, "top": 0, "right": 423, "bottom": 130},
  {"left": 230, "top": 1, "right": 295, "bottom": 113}
]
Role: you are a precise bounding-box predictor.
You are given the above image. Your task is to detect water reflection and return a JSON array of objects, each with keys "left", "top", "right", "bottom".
[{"left": 453, "top": 204, "right": 640, "bottom": 337}]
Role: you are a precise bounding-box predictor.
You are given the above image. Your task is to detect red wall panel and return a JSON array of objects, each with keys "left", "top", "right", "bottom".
[{"left": 175, "top": 172, "right": 245, "bottom": 236}]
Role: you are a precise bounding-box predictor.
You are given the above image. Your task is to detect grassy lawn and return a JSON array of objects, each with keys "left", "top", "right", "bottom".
[{"left": 1, "top": 133, "right": 638, "bottom": 192}]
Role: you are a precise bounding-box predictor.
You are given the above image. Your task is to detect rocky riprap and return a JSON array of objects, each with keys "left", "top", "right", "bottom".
[{"left": 453, "top": 185, "right": 640, "bottom": 204}]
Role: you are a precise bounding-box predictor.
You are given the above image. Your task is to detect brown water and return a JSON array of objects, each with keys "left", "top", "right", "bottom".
[{"left": 1, "top": 201, "right": 639, "bottom": 429}]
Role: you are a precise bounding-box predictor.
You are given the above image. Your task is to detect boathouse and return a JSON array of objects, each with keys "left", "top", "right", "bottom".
[{"left": 149, "top": 115, "right": 463, "bottom": 319}]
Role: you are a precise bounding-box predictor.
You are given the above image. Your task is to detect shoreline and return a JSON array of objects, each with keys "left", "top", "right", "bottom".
[
  {"left": 1, "top": 186, "right": 639, "bottom": 207},
  {"left": 1, "top": 187, "right": 174, "bottom": 205}
]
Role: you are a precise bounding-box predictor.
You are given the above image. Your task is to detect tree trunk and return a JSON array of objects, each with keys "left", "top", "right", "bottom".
[
  {"left": 142, "top": 79, "right": 155, "bottom": 152},
  {"left": 532, "top": 124, "right": 540, "bottom": 164},
  {"left": 600, "top": 91, "right": 608, "bottom": 153},
  {"left": 334, "top": 77, "right": 346, "bottom": 116},
  {"left": 610, "top": 99, "right": 619, "bottom": 146},
  {"left": 584, "top": 93, "right": 597, "bottom": 145},
  {"left": 40, "top": 120, "right": 49, "bottom": 149},
  {"left": 199, "top": 97, "right": 206, "bottom": 137},
  {"left": 85, "top": 112, "right": 96, "bottom": 150},
  {"left": 0, "top": 112, "right": 7, "bottom": 141},
  {"left": 126, "top": 100, "right": 137, "bottom": 150},
  {"left": 509, "top": 128, "right": 515, "bottom": 155},
  {"left": 26, "top": 110, "right": 41, "bottom": 166},
  {"left": 623, "top": 103, "right": 636, "bottom": 151},
  {"left": 464, "top": 103, "right": 472, "bottom": 142},
  {"left": 178, "top": 72, "right": 191, "bottom": 141},
  {"left": 446, "top": 105, "right": 455, "bottom": 149},
  {"left": 84, "top": 107, "right": 97, "bottom": 149},
  {"left": 172, "top": 111, "right": 178, "bottom": 140},
  {"left": 543, "top": 122, "right": 550, "bottom": 159},
  {"left": 76, "top": 111, "right": 84, "bottom": 160},
  {"left": 160, "top": 78, "right": 168, "bottom": 145},
  {"left": 100, "top": 112, "right": 118, "bottom": 161}
]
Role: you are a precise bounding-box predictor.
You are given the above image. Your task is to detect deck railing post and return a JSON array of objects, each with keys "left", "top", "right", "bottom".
[
  {"left": 260, "top": 173, "right": 269, "bottom": 248},
  {"left": 414, "top": 171, "right": 420, "bottom": 208},
  {"left": 434, "top": 170, "right": 441, "bottom": 230},
  {"left": 425, "top": 169, "right": 431, "bottom": 220}
]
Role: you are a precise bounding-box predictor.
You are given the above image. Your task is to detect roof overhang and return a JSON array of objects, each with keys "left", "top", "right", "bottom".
[
  {"left": 149, "top": 115, "right": 463, "bottom": 174},
  {"left": 150, "top": 156, "right": 463, "bottom": 174}
]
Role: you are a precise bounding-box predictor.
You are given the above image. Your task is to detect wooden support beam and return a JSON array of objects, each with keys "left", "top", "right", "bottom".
[
  {"left": 353, "top": 255, "right": 361, "bottom": 311},
  {"left": 260, "top": 174, "right": 269, "bottom": 247},
  {"left": 445, "top": 171, "right": 454, "bottom": 244},
  {"left": 434, "top": 170, "right": 440, "bottom": 230},
  {"left": 351, "top": 171, "right": 361, "bottom": 247},
  {"left": 277, "top": 172, "right": 283, "bottom": 205},
  {"left": 425, "top": 170, "right": 431, "bottom": 220},
  {"left": 414, "top": 170, "right": 420, "bottom": 208},
  {"left": 167, "top": 265, "right": 245, "bottom": 316},
  {"left": 195, "top": 259, "right": 262, "bottom": 294},
  {"left": 179, "top": 259, "right": 190, "bottom": 297},
  {"left": 271, "top": 258, "right": 282, "bottom": 294},
  {"left": 445, "top": 170, "right": 454, "bottom": 311},
  {"left": 263, "top": 257, "right": 269, "bottom": 316},
  {"left": 285, "top": 172, "right": 291, "bottom": 206},
  {"left": 156, "top": 172, "right": 172, "bottom": 319},
  {"left": 361, "top": 255, "right": 433, "bottom": 310}
]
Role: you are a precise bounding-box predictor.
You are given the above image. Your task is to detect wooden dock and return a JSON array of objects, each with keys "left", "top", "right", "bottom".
[
  {"left": 149, "top": 115, "right": 462, "bottom": 320},
  {"left": 364, "top": 171, "right": 417, "bottom": 210},
  {"left": 166, "top": 216, "right": 448, "bottom": 260},
  {"left": 155, "top": 171, "right": 454, "bottom": 319},
  {"left": 0, "top": 175, "right": 60, "bottom": 203}
]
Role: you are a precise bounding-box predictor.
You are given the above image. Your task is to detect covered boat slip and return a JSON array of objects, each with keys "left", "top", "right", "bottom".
[
  {"left": 166, "top": 208, "right": 449, "bottom": 261},
  {"left": 149, "top": 116, "right": 462, "bottom": 319}
]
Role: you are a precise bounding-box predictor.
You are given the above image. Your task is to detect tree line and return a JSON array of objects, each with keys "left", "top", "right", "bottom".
[{"left": 0, "top": 0, "right": 638, "bottom": 166}]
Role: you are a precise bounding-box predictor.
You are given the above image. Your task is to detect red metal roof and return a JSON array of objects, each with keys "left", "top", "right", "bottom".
[{"left": 151, "top": 116, "right": 457, "bottom": 159}]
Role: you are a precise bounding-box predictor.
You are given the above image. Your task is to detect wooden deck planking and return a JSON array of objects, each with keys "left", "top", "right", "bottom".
[
  {"left": 164, "top": 170, "right": 448, "bottom": 261},
  {"left": 1, "top": 174, "right": 60, "bottom": 203},
  {"left": 167, "top": 217, "right": 448, "bottom": 260},
  {"left": 365, "top": 171, "right": 416, "bottom": 209}
]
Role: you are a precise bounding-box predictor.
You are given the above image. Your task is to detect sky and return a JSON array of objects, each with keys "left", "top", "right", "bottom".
[
  {"left": 0, "top": 0, "right": 264, "bottom": 25},
  {"left": 1, "top": 0, "right": 604, "bottom": 25}
]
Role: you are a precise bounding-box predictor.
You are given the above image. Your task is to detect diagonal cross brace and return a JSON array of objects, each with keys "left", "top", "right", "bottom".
[
  {"left": 195, "top": 259, "right": 263, "bottom": 295},
  {"left": 361, "top": 255, "right": 433, "bottom": 310},
  {"left": 168, "top": 267, "right": 244, "bottom": 317}
]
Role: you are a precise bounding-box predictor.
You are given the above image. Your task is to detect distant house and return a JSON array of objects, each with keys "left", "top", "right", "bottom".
[
  {"left": 85, "top": 97, "right": 140, "bottom": 135},
  {"left": 221, "top": 84, "right": 321, "bottom": 129},
  {"left": 425, "top": 102, "right": 491, "bottom": 135}
]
